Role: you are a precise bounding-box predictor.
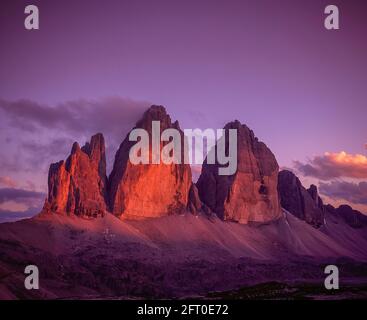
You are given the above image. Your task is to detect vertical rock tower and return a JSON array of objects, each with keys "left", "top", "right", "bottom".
[
  {"left": 46, "top": 133, "right": 108, "bottom": 216},
  {"left": 197, "top": 121, "right": 282, "bottom": 224},
  {"left": 278, "top": 170, "right": 325, "bottom": 228},
  {"left": 108, "top": 106, "right": 192, "bottom": 218}
]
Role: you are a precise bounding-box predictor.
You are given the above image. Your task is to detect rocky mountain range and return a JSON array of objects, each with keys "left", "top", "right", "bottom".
[
  {"left": 1, "top": 105, "right": 366, "bottom": 299},
  {"left": 43, "top": 105, "right": 366, "bottom": 230}
]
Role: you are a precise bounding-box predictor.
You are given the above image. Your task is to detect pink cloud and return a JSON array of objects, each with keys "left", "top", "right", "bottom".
[
  {"left": 319, "top": 181, "right": 367, "bottom": 206},
  {"left": 0, "top": 176, "right": 18, "bottom": 188},
  {"left": 294, "top": 151, "right": 367, "bottom": 180}
]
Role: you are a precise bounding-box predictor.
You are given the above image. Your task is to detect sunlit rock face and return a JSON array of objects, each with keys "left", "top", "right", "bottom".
[
  {"left": 278, "top": 170, "right": 324, "bottom": 228},
  {"left": 108, "top": 105, "right": 192, "bottom": 218},
  {"left": 197, "top": 121, "right": 282, "bottom": 224},
  {"left": 46, "top": 133, "right": 108, "bottom": 216}
]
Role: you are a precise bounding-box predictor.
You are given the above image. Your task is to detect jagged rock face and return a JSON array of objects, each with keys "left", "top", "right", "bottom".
[
  {"left": 278, "top": 170, "right": 324, "bottom": 228},
  {"left": 197, "top": 121, "right": 282, "bottom": 224},
  {"left": 108, "top": 105, "right": 192, "bottom": 218},
  {"left": 325, "top": 204, "right": 367, "bottom": 228},
  {"left": 47, "top": 133, "right": 108, "bottom": 216}
]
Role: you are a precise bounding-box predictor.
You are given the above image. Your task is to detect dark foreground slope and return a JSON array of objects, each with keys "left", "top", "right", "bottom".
[{"left": 0, "top": 211, "right": 366, "bottom": 299}]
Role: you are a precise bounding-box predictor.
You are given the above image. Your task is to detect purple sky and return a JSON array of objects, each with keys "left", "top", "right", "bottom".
[{"left": 0, "top": 0, "right": 366, "bottom": 219}]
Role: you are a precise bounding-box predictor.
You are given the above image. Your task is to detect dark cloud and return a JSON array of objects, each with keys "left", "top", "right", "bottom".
[
  {"left": 0, "top": 99, "right": 74, "bottom": 132},
  {"left": 21, "top": 137, "right": 75, "bottom": 170},
  {"left": 319, "top": 181, "right": 367, "bottom": 205},
  {"left": 0, "top": 207, "right": 41, "bottom": 223},
  {"left": 294, "top": 151, "right": 367, "bottom": 180},
  {"left": 0, "top": 188, "right": 46, "bottom": 206},
  {"left": 0, "top": 97, "right": 149, "bottom": 145}
]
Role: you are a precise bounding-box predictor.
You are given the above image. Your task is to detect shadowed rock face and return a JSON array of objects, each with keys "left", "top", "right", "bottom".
[
  {"left": 46, "top": 133, "right": 108, "bottom": 216},
  {"left": 197, "top": 121, "right": 282, "bottom": 224},
  {"left": 278, "top": 170, "right": 324, "bottom": 228},
  {"left": 325, "top": 204, "right": 367, "bottom": 228},
  {"left": 108, "top": 105, "right": 192, "bottom": 218}
]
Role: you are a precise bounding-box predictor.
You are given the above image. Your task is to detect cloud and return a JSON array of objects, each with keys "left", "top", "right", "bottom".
[
  {"left": 0, "top": 176, "right": 18, "bottom": 188},
  {"left": 0, "top": 207, "right": 41, "bottom": 223},
  {"left": 319, "top": 181, "right": 367, "bottom": 205},
  {"left": 0, "top": 97, "right": 149, "bottom": 145},
  {"left": 294, "top": 151, "right": 367, "bottom": 180},
  {"left": 0, "top": 188, "right": 46, "bottom": 206},
  {"left": 20, "top": 137, "right": 75, "bottom": 171},
  {"left": 0, "top": 99, "right": 75, "bottom": 132}
]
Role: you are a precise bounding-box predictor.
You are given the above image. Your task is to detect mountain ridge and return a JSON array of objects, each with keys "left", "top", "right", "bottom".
[{"left": 1, "top": 104, "right": 366, "bottom": 299}]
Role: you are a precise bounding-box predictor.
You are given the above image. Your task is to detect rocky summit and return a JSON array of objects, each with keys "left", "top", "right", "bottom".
[
  {"left": 108, "top": 105, "right": 192, "bottom": 218},
  {"left": 197, "top": 121, "right": 282, "bottom": 224},
  {"left": 45, "top": 133, "right": 108, "bottom": 216}
]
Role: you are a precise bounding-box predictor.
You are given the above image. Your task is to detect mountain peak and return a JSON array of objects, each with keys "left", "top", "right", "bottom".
[
  {"left": 135, "top": 105, "right": 177, "bottom": 131},
  {"left": 197, "top": 121, "right": 282, "bottom": 224},
  {"left": 71, "top": 141, "right": 81, "bottom": 155},
  {"left": 45, "top": 134, "right": 108, "bottom": 216},
  {"left": 108, "top": 105, "right": 191, "bottom": 218}
]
